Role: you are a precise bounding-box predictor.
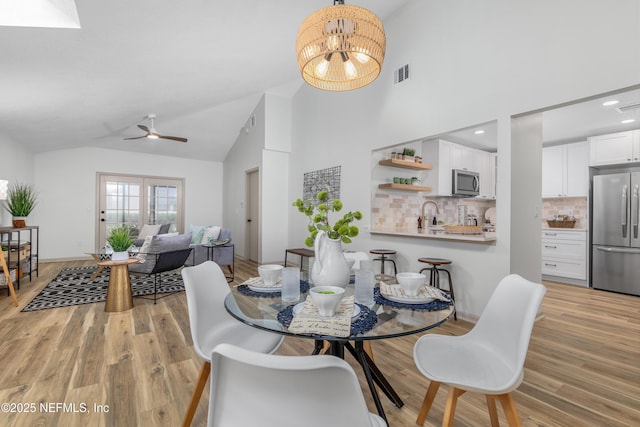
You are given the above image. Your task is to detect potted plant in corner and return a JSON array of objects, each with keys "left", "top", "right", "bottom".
[
  {"left": 107, "top": 226, "right": 134, "bottom": 262},
  {"left": 293, "top": 190, "right": 362, "bottom": 288},
  {"left": 4, "top": 182, "right": 38, "bottom": 228}
]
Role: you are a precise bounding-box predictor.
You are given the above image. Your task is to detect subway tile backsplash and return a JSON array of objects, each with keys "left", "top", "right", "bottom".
[
  {"left": 371, "top": 193, "right": 496, "bottom": 232},
  {"left": 541, "top": 197, "right": 588, "bottom": 229}
]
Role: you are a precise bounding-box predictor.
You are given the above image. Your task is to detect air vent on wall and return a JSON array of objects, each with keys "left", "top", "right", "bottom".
[
  {"left": 616, "top": 103, "right": 640, "bottom": 113},
  {"left": 393, "top": 64, "right": 410, "bottom": 85}
]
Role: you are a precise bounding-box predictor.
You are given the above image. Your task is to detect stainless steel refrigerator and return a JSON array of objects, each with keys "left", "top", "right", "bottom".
[{"left": 592, "top": 172, "right": 640, "bottom": 296}]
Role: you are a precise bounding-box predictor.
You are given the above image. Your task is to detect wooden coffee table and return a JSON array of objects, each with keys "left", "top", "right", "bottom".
[{"left": 98, "top": 258, "right": 139, "bottom": 312}]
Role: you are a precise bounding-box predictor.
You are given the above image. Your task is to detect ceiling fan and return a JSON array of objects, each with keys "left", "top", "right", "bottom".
[{"left": 124, "top": 114, "right": 188, "bottom": 143}]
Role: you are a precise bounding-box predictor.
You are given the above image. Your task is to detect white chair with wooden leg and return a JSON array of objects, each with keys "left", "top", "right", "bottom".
[
  {"left": 413, "top": 274, "right": 546, "bottom": 427},
  {"left": 181, "top": 261, "right": 283, "bottom": 427},
  {"left": 207, "top": 343, "right": 387, "bottom": 427}
]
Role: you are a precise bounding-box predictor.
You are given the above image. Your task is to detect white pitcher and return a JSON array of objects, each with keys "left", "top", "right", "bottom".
[{"left": 311, "top": 230, "right": 351, "bottom": 288}]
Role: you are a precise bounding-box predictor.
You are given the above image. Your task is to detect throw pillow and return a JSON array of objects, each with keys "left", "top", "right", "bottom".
[
  {"left": 138, "top": 224, "right": 162, "bottom": 240},
  {"left": 201, "top": 226, "right": 221, "bottom": 244},
  {"left": 189, "top": 225, "right": 209, "bottom": 244},
  {"left": 136, "top": 235, "right": 154, "bottom": 263}
]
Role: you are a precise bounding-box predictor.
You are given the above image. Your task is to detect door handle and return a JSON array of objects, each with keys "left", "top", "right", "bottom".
[
  {"left": 633, "top": 184, "right": 639, "bottom": 239},
  {"left": 247, "top": 219, "right": 252, "bottom": 222},
  {"left": 100, "top": 219, "right": 105, "bottom": 222},
  {"left": 622, "top": 184, "right": 628, "bottom": 237}
]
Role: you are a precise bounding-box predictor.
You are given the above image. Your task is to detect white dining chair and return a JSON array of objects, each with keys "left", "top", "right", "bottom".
[
  {"left": 413, "top": 274, "right": 546, "bottom": 427},
  {"left": 181, "top": 261, "right": 284, "bottom": 427},
  {"left": 207, "top": 342, "right": 387, "bottom": 427}
]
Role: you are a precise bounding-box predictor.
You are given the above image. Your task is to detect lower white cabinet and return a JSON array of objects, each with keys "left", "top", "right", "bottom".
[{"left": 541, "top": 230, "right": 587, "bottom": 281}]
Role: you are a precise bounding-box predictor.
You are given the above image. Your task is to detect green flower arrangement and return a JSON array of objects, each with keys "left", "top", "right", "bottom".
[
  {"left": 107, "top": 225, "right": 134, "bottom": 252},
  {"left": 293, "top": 190, "right": 363, "bottom": 247}
]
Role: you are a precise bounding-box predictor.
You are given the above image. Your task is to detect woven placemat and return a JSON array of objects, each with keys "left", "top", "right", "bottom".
[
  {"left": 237, "top": 280, "right": 310, "bottom": 298},
  {"left": 374, "top": 288, "right": 453, "bottom": 311},
  {"left": 277, "top": 302, "right": 377, "bottom": 337}
]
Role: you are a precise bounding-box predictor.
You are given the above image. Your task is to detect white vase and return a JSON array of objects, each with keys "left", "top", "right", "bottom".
[
  {"left": 111, "top": 251, "right": 129, "bottom": 262},
  {"left": 311, "top": 231, "right": 351, "bottom": 288}
]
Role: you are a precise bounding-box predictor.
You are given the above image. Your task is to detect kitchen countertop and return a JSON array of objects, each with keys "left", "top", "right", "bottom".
[
  {"left": 370, "top": 228, "right": 497, "bottom": 244},
  {"left": 541, "top": 227, "right": 587, "bottom": 232}
]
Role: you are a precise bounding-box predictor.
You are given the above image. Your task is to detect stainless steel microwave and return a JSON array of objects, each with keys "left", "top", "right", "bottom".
[{"left": 452, "top": 169, "right": 480, "bottom": 197}]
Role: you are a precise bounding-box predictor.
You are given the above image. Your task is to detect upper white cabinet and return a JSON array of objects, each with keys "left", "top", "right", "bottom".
[
  {"left": 542, "top": 141, "right": 588, "bottom": 198},
  {"left": 589, "top": 130, "right": 640, "bottom": 166},
  {"left": 478, "top": 151, "right": 496, "bottom": 199},
  {"left": 422, "top": 139, "right": 495, "bottom": 198},
  {"left": 422, "top": 139, "right": 453, "bottom": 196}
]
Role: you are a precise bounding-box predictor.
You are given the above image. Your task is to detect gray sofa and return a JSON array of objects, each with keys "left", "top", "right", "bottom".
[
  {"left": 132, "top": 223, "right": 171, "bottom": 247},
  {"left": 185, "top": 227, "right": 233, "bottom": 271}
]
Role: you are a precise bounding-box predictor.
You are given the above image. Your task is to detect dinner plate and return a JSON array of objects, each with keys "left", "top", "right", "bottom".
[
  {"left": 247, "top": 284, "right": 282, "bottom": 292},
  {"left": 292, "top": 302, "right": 361, "bottom": 318},
  {"left": 380, "top": 285, "right": 435, "bottom": 304}
]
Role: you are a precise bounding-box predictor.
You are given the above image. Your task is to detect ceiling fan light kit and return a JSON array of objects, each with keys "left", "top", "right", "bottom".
[
  {"left": 123, "top": 114, "right": 187, "bottom": 143},
  {"left": 296, "top": 0, "right": 385, "bottom": 91}
]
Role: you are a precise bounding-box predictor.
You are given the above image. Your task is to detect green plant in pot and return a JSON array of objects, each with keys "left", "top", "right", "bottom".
[
  {"left": 293, "top": 190, "right": 363, "bottom": 288},
  {"left": 107, "top": 225, "right": 134, "bottom": 261},
  {"left": 293, "top": 190, "right": 362, "bottom": 247},
  {"left": 4, "top": 182, "right": 38, "bottom": 228}
]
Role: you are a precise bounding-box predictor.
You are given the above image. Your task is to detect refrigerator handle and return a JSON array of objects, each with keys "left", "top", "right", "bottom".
[
  {"left": 596, "top": 246, "right": 640, "bottom": 254},
  {"left": 622, "top": 185, "right": 628, "bottom": 238},
  {"left": 634, "top": 185, "right": 639, "bottom": 239}
]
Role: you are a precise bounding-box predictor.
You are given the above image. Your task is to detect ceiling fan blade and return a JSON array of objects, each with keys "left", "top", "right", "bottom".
[
  {"left": 137, "top": 124, "right": 150, "bottom": 133},
  {"left": 123, "top": 135, "right": 148, "bottom": 140},
  {"left": 157, "top": 134, "right": 188, "bottom": 143}
]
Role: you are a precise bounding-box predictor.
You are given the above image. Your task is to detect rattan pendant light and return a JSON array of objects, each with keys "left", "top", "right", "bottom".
[{"left": 296, "top": 0, "right": 386, "bottom": 91}]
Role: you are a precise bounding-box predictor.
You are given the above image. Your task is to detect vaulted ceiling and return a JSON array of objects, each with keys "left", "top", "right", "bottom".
[{"left": 0, "top": 0, "right": 410, "bottom": 161}]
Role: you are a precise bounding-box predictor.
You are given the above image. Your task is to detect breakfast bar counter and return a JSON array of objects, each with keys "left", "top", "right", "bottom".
[{"left": 370, "top": 228, "right": 497, "bottom": 244}]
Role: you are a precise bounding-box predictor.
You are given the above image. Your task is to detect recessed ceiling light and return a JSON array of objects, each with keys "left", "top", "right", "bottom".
[
  {"left": 621, "top": 119, "right": 636, "bottom": 124},
  {"left": 602, "top": 100, "right": 619, "bottom": 106},
  {"left": 474, "top": 130, "right": 485, "bottom": 135}
]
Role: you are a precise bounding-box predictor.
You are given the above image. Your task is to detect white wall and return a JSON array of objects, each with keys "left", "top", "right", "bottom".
[
  {"left": 33, "top": 147, "right": 222, "bottom": 260},
  {"left": 0, "top": 135, "right": 35, "bottom": 227},
  {"left": 224, "top": 97, "right": 266, "bottom": 258},
  {"left": 285, "top": 0, "right": 640, "bottom": 319}
]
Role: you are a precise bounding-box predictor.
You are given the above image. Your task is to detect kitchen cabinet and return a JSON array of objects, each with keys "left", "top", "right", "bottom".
[
  {"left": 589, "top": 130, "right": 640, "bottom": 166},
  {"left": 422, "top": 139, "right": 493, "bottom": 197},
  {"left": 542, "top": 141, "right": 588, "bottom": 198},
  {"left": 478, "top": 152, "right": 496, "bottom": 199},
  {"left": 450, "top": 143, "right": 481, "bottom": 173},
  {"left": 541, "top": 229, "right": 587, "bottom": 283}
]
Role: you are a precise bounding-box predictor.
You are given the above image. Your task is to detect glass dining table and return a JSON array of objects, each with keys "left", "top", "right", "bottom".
[{"left": 224, "top": 277, "right": 455, "bottom": 424}]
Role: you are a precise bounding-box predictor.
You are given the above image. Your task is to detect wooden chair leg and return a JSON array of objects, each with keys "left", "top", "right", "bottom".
[
  {"left": 416, "top": 381, "right": 441, "bottom": 425},
  {"left": 182, "top": 361, "right": 211, "bottom": 427},
  {"left": 442, "top": 387, "right": 465, "bottom": 427},
  {"left": 497, "top": 393, "right": 522, "bottom": 427},
  {"left": 486, "top": 395, "right": 500, "bottom": 427}
]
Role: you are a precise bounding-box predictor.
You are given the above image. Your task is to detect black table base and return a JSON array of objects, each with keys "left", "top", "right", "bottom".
[{"left": 313, "top": 339, "right": 403, "bottom": 424}]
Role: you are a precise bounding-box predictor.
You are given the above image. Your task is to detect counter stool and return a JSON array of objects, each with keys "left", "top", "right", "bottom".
[
  {"left": 419, "top": 258, "right": 456, "bottom": 320},
  {"left": 370, "top": 249, "right": 398, "bottom": 277}
]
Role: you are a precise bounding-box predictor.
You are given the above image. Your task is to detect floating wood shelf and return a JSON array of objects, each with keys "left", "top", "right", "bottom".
[
  {"left": 378, "top": 159, "right": 432, "bottom": 170},
  {"left": 378, "top": 183, "right": 432, "bottom": 192}
]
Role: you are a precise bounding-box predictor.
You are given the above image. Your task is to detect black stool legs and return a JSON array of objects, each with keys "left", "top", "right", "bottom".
[{"left": 419, "top": 263, "right": 456, "bottom": 320}]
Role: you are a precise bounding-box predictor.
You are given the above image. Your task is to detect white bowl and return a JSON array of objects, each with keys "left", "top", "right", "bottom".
[
  {"left": 309, "top": 286, "right": 346, "bottom": 317},
  {"left": 396, "top": 272, "right": 426, "bottom": 296},
  {"left": 258, "top": 264, "right": 283, "bottom": 286}
]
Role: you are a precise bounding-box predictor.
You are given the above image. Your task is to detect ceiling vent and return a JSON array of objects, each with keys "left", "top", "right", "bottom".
[
  {"left": 394, "top": 64, "right": 410, "bottom": 85},
  {"left": 616, "top": 103, "right": 640, "bottom": 113}
]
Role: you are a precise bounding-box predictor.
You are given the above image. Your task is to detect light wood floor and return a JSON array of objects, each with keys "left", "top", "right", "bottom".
[{"left": 0, "top": 258, "right": 638, "bottom": 427}]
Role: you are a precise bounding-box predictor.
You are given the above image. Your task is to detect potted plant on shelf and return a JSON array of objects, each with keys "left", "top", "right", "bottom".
[
  {"left": 293, "top": 190, "right": 362, "bottom": 287},
  {"left": 107, "top": 225, "right": 134, "bottom": 262},
  {"left": 402, "top": 148, "right": 415, "bottom": 162},
  {"left": 4, "top": 182, "right": 38, "bottom": 228}
]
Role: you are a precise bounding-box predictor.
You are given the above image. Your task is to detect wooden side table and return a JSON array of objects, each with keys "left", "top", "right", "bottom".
[
  {"left": 98, "top": 258, "right": 139, "bottom": 312},
  {"left": 284, "top": 248, "right": 315, "bottom": 271}
]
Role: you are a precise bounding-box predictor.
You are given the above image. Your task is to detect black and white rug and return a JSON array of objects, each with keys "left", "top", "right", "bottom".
[{"left": 22, "top": 266, "right": 184, "bottom": 312}]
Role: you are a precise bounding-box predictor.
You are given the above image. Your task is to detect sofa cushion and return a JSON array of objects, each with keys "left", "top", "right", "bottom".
[
  {"left": 201, "top": 226, "right": 221, "bottom": 244},
  {"left": 136, "top": 235, "right": 154, "bottom": 263},
  {"left": 189, "top": 225, "right": 209, "bottom": 244},
  {"left": 138, "top": 224, "right": 162, "bottom": 240}
]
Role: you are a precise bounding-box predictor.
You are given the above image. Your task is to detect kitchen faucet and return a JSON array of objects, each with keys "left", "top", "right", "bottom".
[{"left": 421, "top": 200, "right": 440, "bottom": 226}]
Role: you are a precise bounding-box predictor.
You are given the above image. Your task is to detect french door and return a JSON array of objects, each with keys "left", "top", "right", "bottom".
[{"left": 96, "top": 173, "right": 184, "bottom": 249}]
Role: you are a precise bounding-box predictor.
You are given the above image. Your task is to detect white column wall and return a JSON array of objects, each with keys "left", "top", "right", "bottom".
[{"left": 33, "top": 147, "right": 222, "bottom": 261}]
